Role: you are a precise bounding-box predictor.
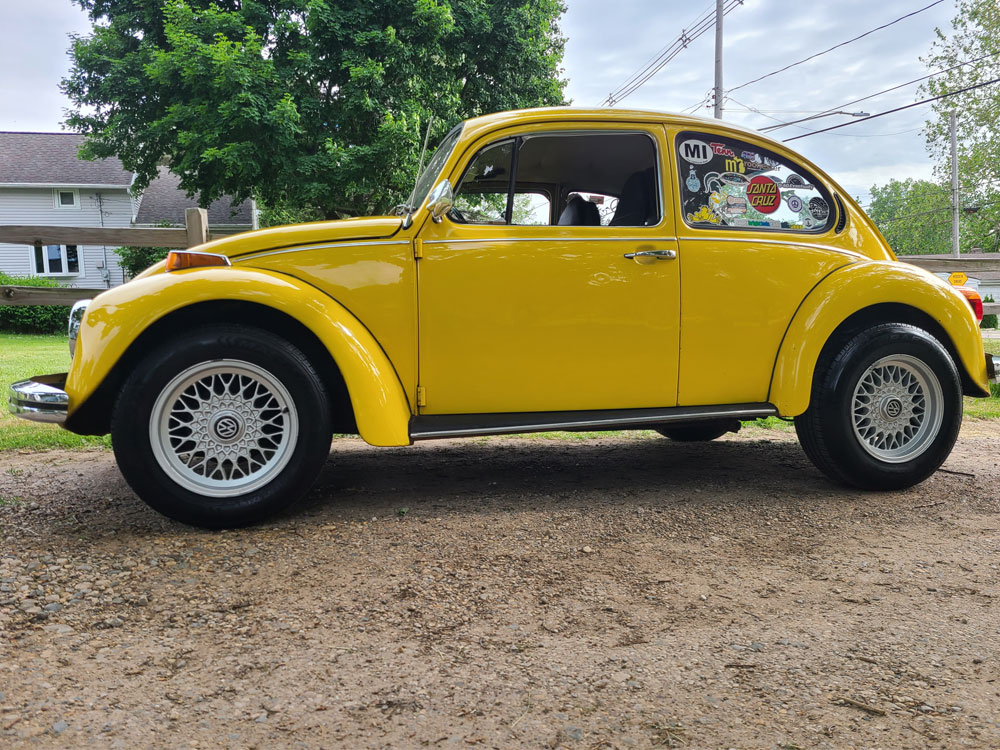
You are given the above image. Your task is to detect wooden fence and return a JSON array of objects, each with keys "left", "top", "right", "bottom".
[
  {"left": 0, "top": 208, "right": 210, "bottom": 306},
  {"left": 2, "top": 222, "right": 1000, "bottom": 315}
]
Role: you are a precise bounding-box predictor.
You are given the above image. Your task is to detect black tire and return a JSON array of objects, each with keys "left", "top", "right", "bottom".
[
  {"left": 656, "top": 419, "right": 741, "bottom": 442},
  {"left": 111, "top": 324, "right": 333, "bottom": 528},
  {"left": 794, "top": 323, "right": 962, "bottom": 490}
]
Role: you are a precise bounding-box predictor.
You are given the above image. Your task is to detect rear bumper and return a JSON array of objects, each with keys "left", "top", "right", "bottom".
[{"left": 8, "top": 373, "right": 69, "bottom": 424}]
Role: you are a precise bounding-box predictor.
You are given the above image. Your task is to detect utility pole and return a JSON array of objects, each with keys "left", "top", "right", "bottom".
[
  {"left": 714, "top": 0, "right": 724, "bottom": 118},
  {"left": 951, "top": 111, "right": 960, "bottom": 257}
]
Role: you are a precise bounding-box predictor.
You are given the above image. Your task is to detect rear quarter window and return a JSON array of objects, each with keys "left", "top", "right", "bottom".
[{"left": 675, "top": 131, "right": 834, "bottom": 233}]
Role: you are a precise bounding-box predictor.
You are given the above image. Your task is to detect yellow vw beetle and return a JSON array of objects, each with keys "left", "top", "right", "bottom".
[{"left": 9, "top": 108, "right": 997, "bottom": 527}]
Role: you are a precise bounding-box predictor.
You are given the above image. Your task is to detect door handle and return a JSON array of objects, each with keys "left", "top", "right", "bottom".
[{"left": 624, "top": 249, "right": 677, "bottom": 260}]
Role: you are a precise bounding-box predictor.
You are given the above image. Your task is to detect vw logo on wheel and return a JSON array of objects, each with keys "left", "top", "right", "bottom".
[
  {"left": 883, "top": 398, "right": 903, "bottom": 419},
  {"left": 212, "top": 414, "right": 243, "bottom": 442}
]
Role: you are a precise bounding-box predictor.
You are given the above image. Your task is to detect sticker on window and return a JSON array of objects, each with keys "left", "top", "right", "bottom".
[{"left": 676, "top": 131, "right": 833, "bottom": 232}]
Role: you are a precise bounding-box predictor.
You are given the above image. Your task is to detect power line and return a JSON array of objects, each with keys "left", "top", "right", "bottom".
[
  {"left": 726, "top": 1, "right": 945, "bottom": 96},
  {"left": 785, "top": 75, "right": 1000, "bottom": 141},
  {"left": 609, "top": 0, "right": 716, "bottom": 104},
  {"left": 603, "top": 0, "right": 744, "bottom": 106},
  {"left": 681, "top": 91, "right": 714, "bottom": 114},
  {"left": 875, "top": 196, "right": 1000, "bottom": 224},
  {"left": 755, "top": 50, "right": 1000, "bottom": 133},
  {"left": 878, "top": 206, "right": 953, "bottom": 224},
  {"left": 604, "top": 7, "right": 719, "bottom": 106}
]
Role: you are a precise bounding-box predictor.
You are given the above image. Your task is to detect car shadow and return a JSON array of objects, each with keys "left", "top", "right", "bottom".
[{"left": 299, "top": 434, "right": 846, "bottom": 519}]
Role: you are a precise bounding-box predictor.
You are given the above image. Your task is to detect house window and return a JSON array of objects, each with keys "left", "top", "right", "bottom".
[
  {"left": 53, "top": 189, "right": 79, "bottom": 209},
  {"left": 31, "top": 245, "right": 81, "bottom": 276}
]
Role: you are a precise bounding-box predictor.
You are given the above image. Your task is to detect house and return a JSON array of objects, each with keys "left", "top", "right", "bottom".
[
  {"left": 906, "top": 252, "right": 1000, "bottom": 304},
  {"left": 0, "top": 132, "right": 255, "bottom": 289},
  {"left": 133, "top": 166, "right": 254, "bottom": 233}
]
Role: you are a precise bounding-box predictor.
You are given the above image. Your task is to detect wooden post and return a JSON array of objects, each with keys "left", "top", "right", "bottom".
[{"left": 185, "top": 207, "right": 209, "bottom": 248}]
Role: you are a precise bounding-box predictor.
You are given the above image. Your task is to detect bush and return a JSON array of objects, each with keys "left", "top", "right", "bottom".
[
  {"left": 981, "top": 294, "right": 997, "bottom": 329},
  {"left": 116, "top": 245, "right": 169, "bottom": 279},
  {"left": 0, "top": 272, "right": 69, "bottom": 334}
]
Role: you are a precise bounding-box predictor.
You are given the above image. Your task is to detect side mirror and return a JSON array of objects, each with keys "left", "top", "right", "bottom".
[{"left": 426, "top": 179, "right": 454, "bottom": 223}]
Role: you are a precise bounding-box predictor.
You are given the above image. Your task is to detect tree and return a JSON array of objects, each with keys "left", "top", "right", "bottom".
[
  {"left": 919, "top": 0, "right": 1000, "bottom": 251},
  {"left": 63, "top": 0, "right": 567, "bottom": 219},
  {"left": 867, "top": 179, "right": 952, "bottom": 255}
]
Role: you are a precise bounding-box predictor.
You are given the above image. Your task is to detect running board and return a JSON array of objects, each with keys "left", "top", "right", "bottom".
[{"left": 409, "top": 403, "right": 778, "bottom": 440}]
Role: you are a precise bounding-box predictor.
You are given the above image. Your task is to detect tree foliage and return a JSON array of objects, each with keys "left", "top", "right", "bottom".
[
  {"left": 867, "top": 179, "right": 952, "bottom": 255},
  {"left": 918, "top": 0, "right": 1000, "bottom": 250},
  {"left": 63, "top": 0, "right": 567, "bottom": 219},
  {"left": 116, "top": 245, "right": 170, "bottom": 279}
]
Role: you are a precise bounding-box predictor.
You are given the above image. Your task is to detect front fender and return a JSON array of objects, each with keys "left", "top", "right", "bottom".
[
  {"left": 67, "top": 266, "right": 412, "bottom": 446},
  {"left": 769, "top": 261, "right": 988, "bottom": 416}
]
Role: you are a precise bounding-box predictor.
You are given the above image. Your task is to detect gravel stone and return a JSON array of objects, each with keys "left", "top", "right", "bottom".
[{"left": 0, "top": 425, "right": 998, "bottom": 748}]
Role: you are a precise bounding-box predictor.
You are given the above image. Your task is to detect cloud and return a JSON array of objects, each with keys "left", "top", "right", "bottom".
[
  {"left": 562, "top": 0, "right": 957, "bottom": 189},
  {"left": 0, "top": 1, "right": 92, "bottom": 132}
]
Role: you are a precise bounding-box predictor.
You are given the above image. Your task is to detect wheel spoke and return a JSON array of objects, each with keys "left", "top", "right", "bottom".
[
  {"left": 151, "top": 359, "right": 299, "bottom": 497},
  {"left": 850, "top": 354, "right": 944, "bottom": 463}
]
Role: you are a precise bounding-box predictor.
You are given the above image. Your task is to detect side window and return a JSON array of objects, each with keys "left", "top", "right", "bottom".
[
  {"left": 451, "top": 141, "right": 513, "bottom": 224},
  {"left": 676, "top": 131, "right": 833, "bottom": 233},
  {"left": 450, "top": 131, "right": 659, "bottom": 227}
]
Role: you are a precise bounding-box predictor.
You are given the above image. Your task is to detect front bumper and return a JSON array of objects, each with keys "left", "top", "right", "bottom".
[{"left": 8, "top": 373, "right": 69, "bottom": 424}]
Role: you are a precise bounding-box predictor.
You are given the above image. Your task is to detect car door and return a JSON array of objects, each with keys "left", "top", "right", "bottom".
[
  {"left": 415, "top": 122, "right": 680, "bottom": 416},
  {"left": 672, "top": 130, "right": 856, "bottom": 406}
]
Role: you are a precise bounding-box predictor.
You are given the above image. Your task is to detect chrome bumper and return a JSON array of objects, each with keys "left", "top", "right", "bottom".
[
  {"left": 987, "top": 354, "right": 1000, "bottom": 384},
  {"left": 8, "top": 374, "right": 69, "bottom": 424}
]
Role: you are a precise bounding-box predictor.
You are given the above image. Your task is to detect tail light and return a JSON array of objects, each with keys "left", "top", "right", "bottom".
[{"left": 955, "top": 286, "right": 984, "bottom": 322}]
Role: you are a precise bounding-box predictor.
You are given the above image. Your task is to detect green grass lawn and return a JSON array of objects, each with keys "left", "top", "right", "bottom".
[
  {"left": 0, "top": 333, "right": 111, "bottom": 451},
  {"left": 966, "top": 337, "right": 1000, "bottom": 420},
  {"left": 1, "top": 333, "right": 999, "bottom": 453}
]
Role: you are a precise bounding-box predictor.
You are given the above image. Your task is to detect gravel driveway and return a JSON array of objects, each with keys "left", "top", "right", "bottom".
[{"left": 1, "top": 424, "right": 998, "bottom": 749}]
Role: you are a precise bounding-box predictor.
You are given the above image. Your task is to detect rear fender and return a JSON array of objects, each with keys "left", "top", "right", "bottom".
[
  {"left": 769, "top": 261, "right": 988, "bottom": 416},
  {"left": 67, "top": 267, "right": 412, "bottom": 446}
]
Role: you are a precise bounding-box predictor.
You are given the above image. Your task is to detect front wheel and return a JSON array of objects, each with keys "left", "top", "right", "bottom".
[
  {"left": 111, "top": 325, "right": 333, "bottom": 528},
  {"left": 795, "top": 323, "right": 962, "bottom": 490}
]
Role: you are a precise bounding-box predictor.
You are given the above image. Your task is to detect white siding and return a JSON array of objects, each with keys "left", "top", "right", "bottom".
[{"left": 0, "top": 186, "right": 133, "bottom": 289}]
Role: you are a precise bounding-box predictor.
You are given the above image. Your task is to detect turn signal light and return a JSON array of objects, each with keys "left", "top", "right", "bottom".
[
  {"left": 165, "top": 251, "right": 232, "bottom": 272},
  {"left": 955, "top": 286, "right": 984, "bottom": 322}
]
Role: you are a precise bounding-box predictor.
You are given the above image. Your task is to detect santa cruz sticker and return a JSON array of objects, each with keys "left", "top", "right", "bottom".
[
  {"left": 678, "top": 139, "right": 713, "bottom": 165},
  {"left": 746, "top": 175, "right": 780, "bottom": 214}
]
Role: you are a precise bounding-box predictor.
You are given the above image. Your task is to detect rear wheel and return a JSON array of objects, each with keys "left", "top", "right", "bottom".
[
  {"left": 795, "top": 323, "right": 961, "bottom": 490},
  {"left": 656, "top": 419, "right": 740, "bottom": 442},
  {"left": 112, "top": 324, "right": 333, "bottom": 528}
]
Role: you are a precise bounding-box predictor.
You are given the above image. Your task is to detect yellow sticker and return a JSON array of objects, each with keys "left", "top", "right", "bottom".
[{"left": 687, "top": 205, "right": 720, "bottom": 225}]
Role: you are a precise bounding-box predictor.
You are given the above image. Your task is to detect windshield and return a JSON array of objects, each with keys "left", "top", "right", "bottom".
[{"left": 410, "top": 124, "right": 463, "bottom": 210}]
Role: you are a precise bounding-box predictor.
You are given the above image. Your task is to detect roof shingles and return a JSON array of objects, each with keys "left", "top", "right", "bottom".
[
  {"left": 135, "top": 168, "right": 253, "bottom": 226},
  {"left": 0, "top": 132, "right": 253, "bottom": 227},
  {"left": 0, "top": 132, "right": 133, "bottom": 186}
]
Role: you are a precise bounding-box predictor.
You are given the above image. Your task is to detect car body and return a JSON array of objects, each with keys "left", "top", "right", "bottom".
[{"left": 9, "top": 107, "right": 998, "bottom": 527}]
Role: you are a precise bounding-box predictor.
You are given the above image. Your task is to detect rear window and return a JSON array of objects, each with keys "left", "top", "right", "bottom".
[{"left": 676, "top": 131, "right": 834, "bottom": 233}]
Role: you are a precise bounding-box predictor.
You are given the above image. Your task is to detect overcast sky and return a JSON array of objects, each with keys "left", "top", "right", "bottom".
[{"left": 0, "top": 0, "right": 959, "bottom": 204}]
